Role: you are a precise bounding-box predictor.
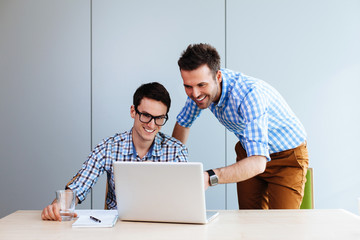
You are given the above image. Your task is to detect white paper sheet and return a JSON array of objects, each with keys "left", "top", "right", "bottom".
[{"left": 72, "top": 209, "right": 118, "bottom": 228}]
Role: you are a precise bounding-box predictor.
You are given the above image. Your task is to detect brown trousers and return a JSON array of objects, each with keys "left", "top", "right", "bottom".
[{"left": 236, "top": 141, "right": 309, "bottom": 209}]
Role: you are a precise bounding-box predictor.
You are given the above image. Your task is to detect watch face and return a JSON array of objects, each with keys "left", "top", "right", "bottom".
[{"left": 209, "top": 175, "right": 218, "bottom": 186}]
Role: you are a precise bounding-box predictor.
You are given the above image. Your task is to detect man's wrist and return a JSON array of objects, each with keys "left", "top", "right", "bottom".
[{"left": 206, "top": 169, "right": 219, "bottom": 186}]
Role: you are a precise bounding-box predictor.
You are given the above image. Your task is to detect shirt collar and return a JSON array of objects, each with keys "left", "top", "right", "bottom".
[
  {"left": 151, "top": 133, "right": 163, "bottom": 157},
  {"left": 131, "top": 141, "right": 154, "bottom": 158},
  {"left": 121, "top": 128, "right": 160, "bottom": 158},
  {"left": 212, "top": 69, "right": 228, "bottom": 108}
]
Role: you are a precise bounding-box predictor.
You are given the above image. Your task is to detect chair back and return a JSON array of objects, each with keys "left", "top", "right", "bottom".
[{"left": 300, "top": 168, "right": 314, "bottom": 209}]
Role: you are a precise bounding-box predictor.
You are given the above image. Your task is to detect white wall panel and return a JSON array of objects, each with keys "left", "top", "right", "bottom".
[
  {"left": 91, "top": 0, "right": 226, "bottom": 210},
  {"left": 0, "top": 0, "right": 91, "bottom": 218},
  {"left": 2, "top": 0, "right": 358, "bottom": 217},
  {"left": 226, "top": 0, "right": 360, "bottom": 213}
]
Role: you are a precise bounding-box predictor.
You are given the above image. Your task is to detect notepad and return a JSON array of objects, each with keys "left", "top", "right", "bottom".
[{"left": 72, "top": 210, "right": 118, "bottom": 228}]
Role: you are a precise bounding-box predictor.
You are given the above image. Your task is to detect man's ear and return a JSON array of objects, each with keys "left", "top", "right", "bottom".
[
  {"left": 216, "top": 70, "right": 222, "bottom": 83},
  {"left": 130, "top": 105, "right": 136, "bottom": 119}
]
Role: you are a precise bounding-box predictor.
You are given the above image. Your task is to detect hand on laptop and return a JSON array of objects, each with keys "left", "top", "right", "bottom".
[{"left": 204, "top": 172, "right": 210, "bottom": 190}]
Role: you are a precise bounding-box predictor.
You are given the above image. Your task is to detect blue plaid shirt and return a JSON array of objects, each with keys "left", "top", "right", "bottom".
[
  {"left": 176, "top": 68, "right": 306, "bottom": 160},
  {"left": 66, "top": 129, "right": 188, "bottom": 209}
]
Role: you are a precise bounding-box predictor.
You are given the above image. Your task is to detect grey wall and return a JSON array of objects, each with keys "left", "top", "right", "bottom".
[
  {"left": 0, "top": 0, "right": 92, "bottom": 218},
  {"left": 90, "top": 0, "right": 226, "bottom": 209},
  {"left": 1, "top": 0, "right": 359, "bottom": 218},
  {"left": 225, "top": 0, "right": 360, "bottom": 212}
]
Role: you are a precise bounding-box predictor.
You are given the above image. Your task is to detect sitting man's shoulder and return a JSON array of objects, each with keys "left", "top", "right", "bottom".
[
  {"left": 97, "top": 131, "right": 131, "bottom": 146},
  {"left": 156, "top": 132, "right": 186, "bottom": 148}
]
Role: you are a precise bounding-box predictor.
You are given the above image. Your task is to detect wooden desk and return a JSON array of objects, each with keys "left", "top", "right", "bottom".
[{"left": 1, "top": 210, "right": 360, "bottom": 240}]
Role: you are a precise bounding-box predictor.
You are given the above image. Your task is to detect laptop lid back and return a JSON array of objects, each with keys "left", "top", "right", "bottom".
[{"left": 113, "top": 162, "right": 209, "bottom": 224}]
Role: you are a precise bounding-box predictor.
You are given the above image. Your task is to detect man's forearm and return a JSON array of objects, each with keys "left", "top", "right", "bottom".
[
  {"left": 214, "top": 155, "right": 267, "bottom": 184},
  {"left": 172, "top": 122, "right": 190, "bottom": 144}
]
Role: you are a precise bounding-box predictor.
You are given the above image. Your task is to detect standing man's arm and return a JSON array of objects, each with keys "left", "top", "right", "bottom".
[
  {"left": 204, "top": 155, "right": 267, "bottom": 189},
  {"left": 172, "top": 122, "right": 190, "bottom": 144},
  {"left": 202, "top": 85, "right": 270, "bottom": 189}
]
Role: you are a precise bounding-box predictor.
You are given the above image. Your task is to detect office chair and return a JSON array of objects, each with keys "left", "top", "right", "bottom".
[
  {"left": 300, "top": 168, "right": 314, "bottom": 209},
  {"left": 104, "top": 179, "right": 109, "bottom": 209}
]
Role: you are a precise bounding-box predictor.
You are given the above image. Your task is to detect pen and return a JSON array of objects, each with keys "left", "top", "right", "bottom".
[{"left": 90, "top": 216, "right": 102, "bottom": 223}]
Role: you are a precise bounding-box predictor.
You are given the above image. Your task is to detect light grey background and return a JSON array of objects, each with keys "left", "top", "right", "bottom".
[
  {"left": 1, "top": 0, "right": 359, "bottom": 218},
  {"left": 90, "top": 0, "right": 226, "bottom": 210},
  {"left": 0, "top": 0, "right": 92, "bottom": 217}
]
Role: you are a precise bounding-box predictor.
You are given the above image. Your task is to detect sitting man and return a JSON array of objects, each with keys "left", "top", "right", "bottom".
[{"left": 42, "top": 82, "right": 188, "bottom": 221}]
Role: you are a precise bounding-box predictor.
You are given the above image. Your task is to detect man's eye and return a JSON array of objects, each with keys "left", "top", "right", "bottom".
[{"left": 143, "top": 113, "right": 152, "bottom": 118}]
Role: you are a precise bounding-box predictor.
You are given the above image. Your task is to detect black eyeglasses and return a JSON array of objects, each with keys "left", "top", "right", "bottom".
[{"left": 135, "top": 108, "right": 168, "bottom": 126}]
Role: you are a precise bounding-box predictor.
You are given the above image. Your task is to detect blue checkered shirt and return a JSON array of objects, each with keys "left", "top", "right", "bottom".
[
  {"left": 66, "top": 129, "right": 188, "bottom": 209},
  {"left": 176, "top": 68, "right": 306, "bottom": 160}
]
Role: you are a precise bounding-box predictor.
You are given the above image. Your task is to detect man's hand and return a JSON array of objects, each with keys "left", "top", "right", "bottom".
[
  {"left": 204, "top": 171, "right": 210, "bottom": 190},
  {"left": 41, "top": 199, "right": 78, "bottom": 221},
  {"left": 41, "top": 199, "right": 61, "bottom": 221}
]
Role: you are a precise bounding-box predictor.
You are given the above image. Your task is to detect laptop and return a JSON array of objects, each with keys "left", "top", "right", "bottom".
[{"left": 113, "top": 161, "right": 219, "bottom": 224}]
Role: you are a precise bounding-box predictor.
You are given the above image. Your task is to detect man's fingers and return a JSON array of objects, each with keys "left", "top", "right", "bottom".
[
  {"left": 52, "top": 203, "right": 62, "bottom": 221},
  {"left": 42, "top": 206, "right": 52, "bottom": 220},
  {"left": 48, "top": 205, "right": 57, "bottom": 221},
  {"left": 41, "top": 204, "right": 61, "bottom": 221},
  {"left": 41, "top": 208, "right": 47, "bottom": 220}
]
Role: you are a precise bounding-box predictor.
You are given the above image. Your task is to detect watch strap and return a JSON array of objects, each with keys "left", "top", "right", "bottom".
[{"left": 206, "top": 169, "right": 216, "bottom": 176}]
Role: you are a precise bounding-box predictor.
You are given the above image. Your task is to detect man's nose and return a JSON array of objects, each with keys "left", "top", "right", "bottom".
[
  {"left": 147, "top": 118, "right": 156, "bottom": 127},
  {"left": 192, "top": 87, "right": 200, "bottom": 98}
]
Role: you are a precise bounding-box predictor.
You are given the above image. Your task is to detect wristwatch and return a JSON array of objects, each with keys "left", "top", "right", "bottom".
[{"left": 206, "top": 169, "right": 219, "bottom": 186}]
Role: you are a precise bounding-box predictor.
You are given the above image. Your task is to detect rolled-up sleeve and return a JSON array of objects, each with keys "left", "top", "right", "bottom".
[
  {"left": 239, "top": 87, "right": 270, "bottom": 161},
  {"left": 66, "top": 143, "right": 107, "bottom": 203},
  {"left": 176, "top": 97, "right": 202, "bottom": 128}
]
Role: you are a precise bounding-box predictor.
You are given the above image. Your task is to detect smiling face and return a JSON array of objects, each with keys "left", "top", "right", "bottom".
[
  {"left": 181, "top": 64, "right": 222, "bottom": 109},
  {"left": 131, "top": 97, "right": 168, "bottom": 145}
]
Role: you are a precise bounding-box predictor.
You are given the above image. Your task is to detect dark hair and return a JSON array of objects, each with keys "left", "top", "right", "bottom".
[
  {"left": 133, "top": 82, "right": 171, "bottom": 114},
  {"left": 178, "top": 43, "right": 221, "bottom": 78}
]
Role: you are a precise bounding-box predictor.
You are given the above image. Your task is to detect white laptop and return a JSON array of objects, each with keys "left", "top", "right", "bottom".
[{"left": 113, "top": 161, "right": 219, "bottom": 224}]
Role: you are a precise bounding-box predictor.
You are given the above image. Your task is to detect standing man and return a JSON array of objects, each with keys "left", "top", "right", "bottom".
[
  {"left": 172, "top": 43, "right": 308, "bottom": 209},
  {"left": 42, "top": 82, "right": 188, "bottom": 221}
]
